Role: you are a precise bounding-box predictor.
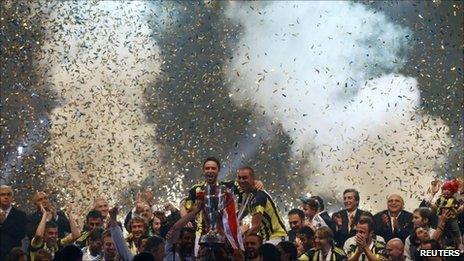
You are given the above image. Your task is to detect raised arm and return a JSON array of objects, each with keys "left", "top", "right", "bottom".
[
  {"left": 166, "top": 200, "right": 203, "bottom": 244},
  {"left": 109, "top": 206, "right": 134, "bottom": 261},
  {"left": 247, "top": 213, "right": 263, "bottom": 236},
  {"left": 32, "top": 205, "right": 51, "bottom": 245},
  {"left": 67, "top": 210, "right": 80, "bottom": 240}
]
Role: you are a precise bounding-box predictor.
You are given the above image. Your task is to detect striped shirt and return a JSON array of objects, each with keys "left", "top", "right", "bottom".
[{"left": 238, "top": 189, "right": 287, "bottom": 241}]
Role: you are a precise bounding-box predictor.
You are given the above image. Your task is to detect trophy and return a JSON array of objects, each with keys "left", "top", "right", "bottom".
[{"left": 200, "top": 184, "right": 226, "bottom": 245}]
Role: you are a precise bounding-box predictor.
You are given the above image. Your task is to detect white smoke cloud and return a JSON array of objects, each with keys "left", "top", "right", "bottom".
[
  {"left": 225, "top": 1, "right": 451, "bottom": 211},
  {"left": 31, "top": 1, "right": 172, "bottom": 210}
]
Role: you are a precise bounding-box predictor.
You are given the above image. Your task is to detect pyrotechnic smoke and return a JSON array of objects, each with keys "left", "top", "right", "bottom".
[
  {"left": 31, "top": 1, "right": 172, "bottom": 211},
  {"left": 225, "top": 1, "right": 451, "bottom": 211}
]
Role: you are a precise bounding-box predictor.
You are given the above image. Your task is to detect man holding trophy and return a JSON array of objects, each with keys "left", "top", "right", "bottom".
[{"left": 183, "top": 157, "right": 244, "bottom": 257}]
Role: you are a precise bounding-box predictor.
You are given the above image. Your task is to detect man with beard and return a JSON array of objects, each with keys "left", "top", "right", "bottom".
[
  {"left": 332, "top": 189, "right": 370, "bottom": 247},
  {"left": 185, "top": 157, "right": 255, "bottom": 256},
  {"left": 27, "top": 191, "right": 71, "bottom": 240},
  {"left": 29, "top": 205, "right": 80, "bottom": 261},
  {"left": 244, "top": 234, "right": 262, "bottom": 261},
  {"left": 373, "top": 194, "right": 413, "bottom": 243}
]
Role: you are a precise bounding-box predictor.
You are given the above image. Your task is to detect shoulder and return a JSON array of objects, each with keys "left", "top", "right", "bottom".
[
  {"left": 333, "top": 246, "right": 346, "bottom": 256},
  {"left": 253, "top": 190, "right": 268, "bottom": 201},
  {"left": 11, "top": 206, "right": 27, "bottom": 218},
  {"left": 374, "top": 239, "right": 386, "bottom": 248},
  {"left": 374, "top": 209, "right": 387, "bottom": 216},
  {"left": 219, "top": 180, "right": 236, "bottom": 188},
  {"left": 402, "top": 210, "right": 413, "bottom": 216},
  {"left": 359, "top": 209, "right": 371, "bottom": 216},
  {"left": 343, "top": 236, "right": 357, "bottom": 250},
  {"left": 306, "top": 248, "right": 318, "bottom": 258}
]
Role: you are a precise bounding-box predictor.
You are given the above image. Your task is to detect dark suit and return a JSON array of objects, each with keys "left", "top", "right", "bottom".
[
  {"left": 319, "top": 211, "right": 336, "bottom": 232},
  {"left": 0, "top": 206, "right": 27, "bottom": 260},
  {"left": 27, "top": 210, "right": 71, "bottom": 239},
  {"left": 332, "top": 208, "right": 369, "bottom": 247},
  {"left": 373, "top": 210, "right": 413, "bottom": 242}
]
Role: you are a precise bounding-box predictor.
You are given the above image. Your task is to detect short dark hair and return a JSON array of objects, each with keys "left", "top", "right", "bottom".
[
  {"left": 86, "top": 210, "right": 103, "bottom": 221},
  {"left": 6, "top": 247, "right": 26, "bottom": 261},
  {"left": 245, "top": 234, "right": 263, "bottom": 245},
  {"left": 54, "top": 245, "right": 83, "bottom": 260},
  {"left": 297, "top": 226, "right": 314, "bottom": 239},
  {"left": 88, "top": 228, "right": 104, "bottom": 241},
  {"left": 203, "top": 157, "right": 221, "bottom": 170},
  {"left": 343, "top": 189, "right": 360, "bottom": 202},
  {"left": 259, "top": 243, "right": 281, "bottom": 261},
  {"left": 422, "top": 239, "right": 441, "bottom": 250},
  {"left": 133, "top": 252, "right": 155, "bottom": 261},
  {"left": 303, "top": 198, "right": 320, "bottom": 211},
  {"left": 310, "top": 196, "right": 325, "bottom": 211},
  {"left": 143, "top": 235, "right": 165, "bottom": 253},
  {"left": 180, "top": 227, "right": 195, "bottom": 238},
  {"left": 288, "top": 208, "right": 305, "bottom": 220},
  {"left": 238, "top": 166, "right": 255, "bottom": 177},
  {"left": 45, "top": 221, "right": 58, "bottom": 230},
  {"left": 413, "top": 207, "right": 433, "bottom": 225},
  {"left": 357, "top": 217, "right": 374, "bottom": 232},
  {"left": 277, "top": 241, "right": 297, "bottom": 260}
]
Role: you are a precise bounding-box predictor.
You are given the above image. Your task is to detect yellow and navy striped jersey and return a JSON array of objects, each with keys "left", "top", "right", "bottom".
[
  {"left": 238, "top": 189, "right": 287, "bottom": 241},
  {"left": 307, "top": 247, "right": 347, "bottom": 261},
  {"left": 184, "top": 180, "right": 239, "bottom": 238},
  {"left": 435, "top": 195, "right": 460, "bottom": 218}
]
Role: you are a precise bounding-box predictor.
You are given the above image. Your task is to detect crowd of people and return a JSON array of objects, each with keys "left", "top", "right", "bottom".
[{"left": 0, "top": 156, "right": 463, "bottom": 261}]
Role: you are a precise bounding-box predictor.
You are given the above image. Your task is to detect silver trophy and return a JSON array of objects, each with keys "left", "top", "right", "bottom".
[{"left": 200, "top": 184, "right": 226, "bottom": 245}]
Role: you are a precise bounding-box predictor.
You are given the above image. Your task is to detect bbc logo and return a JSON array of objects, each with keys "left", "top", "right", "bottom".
[{"left": 419, "top": 249, "right": 461, "bottom": 257}]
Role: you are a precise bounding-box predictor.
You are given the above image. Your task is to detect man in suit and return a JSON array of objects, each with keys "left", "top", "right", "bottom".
[
  {"left": 27, "top": 191, "right": 71, "bottom": 240},
  {"left": 373, "top": 194, "right": 413, "bottom": 243},
  {"left": 332, "top": 188, "right": 370, "bottom": 247},
  {"left": 0, "top": 185, "right": 27, "bottom": 260}
]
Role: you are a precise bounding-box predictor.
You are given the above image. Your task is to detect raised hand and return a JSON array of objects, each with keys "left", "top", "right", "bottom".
[
  {"left": 381, "top": 213, "right": 389, "bottom": 226},
  {"left": 254, "top": 180, "right": 264, "bottom": 190}
]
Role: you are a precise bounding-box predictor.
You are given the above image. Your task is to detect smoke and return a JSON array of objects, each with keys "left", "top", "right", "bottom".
[
  {"left": 225, "top": 1, "right": 451, "bottom": 211},
  {"left": 31, "top": 1, "right": 168, "bottom": 210}
]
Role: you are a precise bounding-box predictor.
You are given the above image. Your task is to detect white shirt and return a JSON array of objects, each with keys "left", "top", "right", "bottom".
[
  {"left": 1, "top": 205, "right": 12, "bottom": 219},
  {"left": 82, "top": 246, "right": 102, "bottom": 261},
  {"left": 388, "top": 211, "right": 402, "bottom": 232}
]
